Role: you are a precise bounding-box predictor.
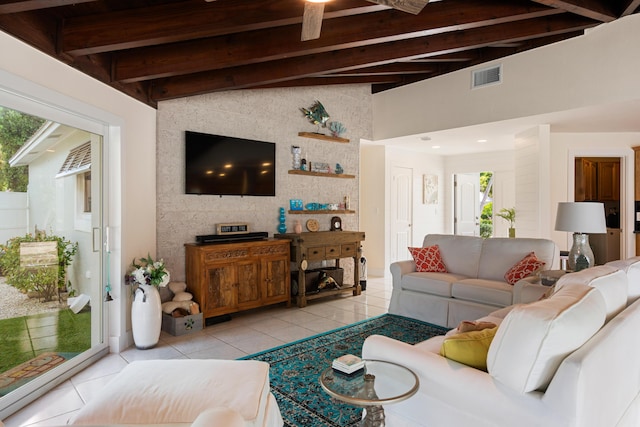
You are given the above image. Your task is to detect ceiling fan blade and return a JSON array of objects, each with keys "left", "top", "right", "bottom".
[
  {"left": 301, "top": 2, "right": 325, "bottom": 41},
  {"left": 366, "top": 0, "right": 429, "bottom": 15}
]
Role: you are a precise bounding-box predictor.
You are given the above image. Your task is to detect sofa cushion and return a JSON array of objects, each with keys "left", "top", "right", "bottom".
[
  {"left": 423, "top": 234, "right": 484, "bottom": 278},
  {"left": 452, "top": 278, "right": 514, "bottom": 306},
  {"left": 555, "top": 266, "right": 627, "bottom": 322},
  {"left": 606, "top": 257, "right": 640, "bottom": 304},
  {"left": 504, "top": 252, "right": 546, "bottom": 285},
  {"left": 477, "top": 238, "right": 556, "bottom": 282},
  {"left": 440, "top": 327, "right": 498, "bottom": 370},
  {"left": 408, "top": 245, "right": 447, "bottom": 272},
  {"left": 401, "top": 272, "right": 464, "bottom": 297},
  {"left": 68, "top": 359, "right": 272, "bottom": 426},
  {"left": 487, "top": 283, "right": 606, "bottom": 393}
]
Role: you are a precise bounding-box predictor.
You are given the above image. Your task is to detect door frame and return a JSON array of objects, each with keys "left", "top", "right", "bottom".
[
  {"left": 0, "top": 70, "right": 114, "bottom": 419},
  {"left": 567, "top": 148, "right": 633, "bottom": 260}
]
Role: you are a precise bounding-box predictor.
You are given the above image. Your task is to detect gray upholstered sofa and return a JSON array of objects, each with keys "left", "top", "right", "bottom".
[{"left": 389, "top": 234, "right": 558, "bottom": 328}]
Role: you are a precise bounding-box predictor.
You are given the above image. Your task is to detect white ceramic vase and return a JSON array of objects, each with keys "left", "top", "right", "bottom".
[{"left": 131, "top": 283, "right": 162, "bottom": 349}]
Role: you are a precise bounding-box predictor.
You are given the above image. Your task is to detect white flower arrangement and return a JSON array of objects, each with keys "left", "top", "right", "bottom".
[{"left": 129, "top": 254, "right": 170, "bottom": 288}]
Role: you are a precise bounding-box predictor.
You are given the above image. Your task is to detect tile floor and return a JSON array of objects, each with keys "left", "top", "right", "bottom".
[{"left": 4, "top": 276, "right": 392, "bottom": 427}]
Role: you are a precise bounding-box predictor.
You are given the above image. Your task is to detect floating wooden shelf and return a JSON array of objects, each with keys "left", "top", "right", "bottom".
[
  {"left": 288, "top": 209, "right": 356, "bottom": 215},
  {"left": 288, "top": 170, "right": 355, "bottom": 179},
  {"left": 298, "top": 132, "right": 349, "bottom": 143}
]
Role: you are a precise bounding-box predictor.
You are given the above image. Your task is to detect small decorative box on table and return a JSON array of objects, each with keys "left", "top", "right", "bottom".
[{"left": 161, "top": 312, "right": 203, "bottom": 336}]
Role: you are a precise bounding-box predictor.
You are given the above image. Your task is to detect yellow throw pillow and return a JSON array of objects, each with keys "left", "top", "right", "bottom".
[{"left": 440, "top": 327, "right": 498, "bottom": 371}]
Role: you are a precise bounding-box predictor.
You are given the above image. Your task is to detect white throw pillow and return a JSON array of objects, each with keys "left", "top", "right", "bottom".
[
  {"left": 487, "top": 283, "right": 606, "bottom": 393},
  {"left": 555, "top": 266, "right": 627, "bottom": 322}
]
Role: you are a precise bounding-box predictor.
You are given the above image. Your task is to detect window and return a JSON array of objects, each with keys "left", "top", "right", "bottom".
[{"left": 83, "top": 171, "right": 91, "bottom": 213}]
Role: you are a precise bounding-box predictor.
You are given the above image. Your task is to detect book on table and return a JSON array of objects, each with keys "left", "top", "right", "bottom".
[{"left": 332, "top": 354, "right": 365, "bottom": 374}]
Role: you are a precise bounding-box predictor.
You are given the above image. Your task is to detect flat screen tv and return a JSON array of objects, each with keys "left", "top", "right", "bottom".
[{"left": 185, "top": 131, "right": 276, "bottom": 196}]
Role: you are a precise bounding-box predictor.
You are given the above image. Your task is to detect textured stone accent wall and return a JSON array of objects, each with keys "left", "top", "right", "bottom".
[{"left": 157, "top": 85, "right": 373, "bottom": 281}]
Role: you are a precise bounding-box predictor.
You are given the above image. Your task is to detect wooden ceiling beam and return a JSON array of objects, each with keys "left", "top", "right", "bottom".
[
  {"left": 530, "top": 0, "right": 618, "bottom": 21},
  {"left": 112, "top": 0, "right": 563, "bottom": 83},
  {"left": 406, "top": 52, "right": 474, "bottom": 62},
  {"left": 0, "top": 0, "right": 97, "bottom": 14},
  {"left": 149, "top": 14, "right": 597, "bottom": 100},
  {"left": 620, "top": 0, "right": 640, "bottom": 16},
  {"left": 256, "top": 74, "right": 405, "bottom": 89},
  {"left": 327, "top": 63, "right": 434, "bottom": 75},
  {"left": 61, "top": 0, "right": 385, "bottom": 56}
]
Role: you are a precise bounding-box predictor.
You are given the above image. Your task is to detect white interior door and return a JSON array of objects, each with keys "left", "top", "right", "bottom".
[
  {"left": 455, "top": 173, "right": 480, "bottom": 236},
  {"left": 391, "top": 166, "right": 413, "bottom": 262}
]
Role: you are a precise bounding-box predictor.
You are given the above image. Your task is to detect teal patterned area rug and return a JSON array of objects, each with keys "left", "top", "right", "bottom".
[{"left": 241, "top": 314, "right": 448, "bottom": 427}]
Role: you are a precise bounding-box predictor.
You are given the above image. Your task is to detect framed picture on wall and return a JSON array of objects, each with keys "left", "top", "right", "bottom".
[{"left": 424, "top": 174, "right": 438, "bottom": 205}]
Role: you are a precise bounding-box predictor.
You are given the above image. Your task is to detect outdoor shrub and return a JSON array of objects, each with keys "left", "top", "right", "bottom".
[{"left": 0, "top": 232, "right": 78, "bottom": 301}]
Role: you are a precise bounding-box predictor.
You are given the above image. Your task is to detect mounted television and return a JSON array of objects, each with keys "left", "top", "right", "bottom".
[{"left": 185, "top": 131, "right": 276, "bottom": 196}]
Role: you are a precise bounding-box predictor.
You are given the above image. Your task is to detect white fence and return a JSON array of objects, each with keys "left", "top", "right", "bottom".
[{"left": 0, "top": 192, "right": 28, "bottom": 244}]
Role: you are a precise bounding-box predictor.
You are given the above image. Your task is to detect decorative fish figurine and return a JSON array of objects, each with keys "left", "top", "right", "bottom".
[{"left": 300, "top": 100, "right": 330, "bottom": 128}]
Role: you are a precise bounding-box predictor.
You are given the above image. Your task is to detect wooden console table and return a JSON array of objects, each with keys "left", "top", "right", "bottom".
[
  {"left": 275, "top": 231, "right": 365, "bottom": 307},
  {"left": 185, "top": 239, "right": 290, "bottom": 320}
]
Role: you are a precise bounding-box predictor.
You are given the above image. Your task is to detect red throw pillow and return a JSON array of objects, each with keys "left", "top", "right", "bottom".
[
  {"left": 408, "top": 245, "right": 447, "bottom": 273},
  {"left": 504, "top": 252, "right": 546, "bottom": 285}
]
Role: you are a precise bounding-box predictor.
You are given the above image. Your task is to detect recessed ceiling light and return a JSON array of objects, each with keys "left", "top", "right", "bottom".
[
  {"left": 477, "top": 139, "right": 488, "bottom": 143},
  {"left": 432, "top": 145, "right": 441, "bottom": 149}
]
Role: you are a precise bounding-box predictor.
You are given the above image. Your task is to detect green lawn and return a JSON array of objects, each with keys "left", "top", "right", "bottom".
[{"left": 0, "top": 308, "right": 91, "bottom": 373}]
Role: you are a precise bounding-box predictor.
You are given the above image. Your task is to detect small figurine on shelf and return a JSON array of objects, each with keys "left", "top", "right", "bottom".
[
  {"left": 301, "top": 100, "right": 330, "bottom": 131},
  {"left": 335, "top": 163, "right": 344, "bottom": 174},
  {"left": 328, "top": 121, "right": 346, "bottom": 138},
  {"left": 291, "top": 146, "right": 301, "bottom": 169},
  {"left": 294, "top": 220, "right": 302, "bottom": 234},
  {"left": 277, "top": 208, "right": 287, "bottom": 234}
]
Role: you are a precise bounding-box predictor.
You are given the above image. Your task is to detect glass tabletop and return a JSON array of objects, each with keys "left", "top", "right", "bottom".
[{"left": 319, "top": 359, "right": 419, "bottom": 407}]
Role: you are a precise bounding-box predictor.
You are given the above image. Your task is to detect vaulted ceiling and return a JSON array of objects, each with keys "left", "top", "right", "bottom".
[{"left": 0, "top": 0, "right": 637, "bottom": 108}]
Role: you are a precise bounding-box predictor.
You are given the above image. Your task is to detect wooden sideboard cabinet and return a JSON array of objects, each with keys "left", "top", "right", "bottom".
[
  {"left": 185, "top": 239, "right": 291, "bottom": 320},
  {"left": 275, "top": 231, "right": 365, "bottom": 307}
]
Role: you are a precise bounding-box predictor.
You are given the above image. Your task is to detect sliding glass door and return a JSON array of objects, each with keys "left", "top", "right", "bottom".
[{"left": 0, "top": 104, "right": 108, "bottom": 418}]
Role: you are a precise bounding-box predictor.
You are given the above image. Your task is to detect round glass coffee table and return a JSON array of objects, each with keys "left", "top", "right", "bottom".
[{"left": 319, "top": 359, "right": 419, "bottom": 427}]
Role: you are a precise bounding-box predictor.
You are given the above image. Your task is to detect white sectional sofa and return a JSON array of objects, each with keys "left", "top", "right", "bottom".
[
  {"left": 363, "top": 264, "right": 640, "bottom": 427},
  {"left": 389, "top": 234, "right": 558, "bottom": 328}
]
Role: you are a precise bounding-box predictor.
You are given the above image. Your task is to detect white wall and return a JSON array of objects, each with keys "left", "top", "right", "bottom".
[
  {"left": 1, "top": 30, "right": 157, "bottom": 351},
  {"left": 156, "top": 86, "right": 373, "bottom": 281},
  {"left": 513, "top": 125, "right": 551, "bottom": 238},
  {"left": 360, "top": 144, "right": 444, "bottom": 277},
  {"left": 372, "top": 14, "right": 640, "bottom": 140},
  {"left": 0, "top": 192, "right": 27, "bottom": 243},
  {"left": 27, "top": 129, "right": 94, "bottom": 298},
  {"left": 360, "top": 144, "right": 385, "bottom": 276}
]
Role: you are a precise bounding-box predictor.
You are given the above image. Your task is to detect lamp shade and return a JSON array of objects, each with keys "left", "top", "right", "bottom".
[{"left": 554, "top": 202, "right": 607, "bottom": 234}]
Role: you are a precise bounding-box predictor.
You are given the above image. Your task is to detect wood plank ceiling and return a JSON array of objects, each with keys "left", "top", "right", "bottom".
[{"left": 0, "top": 0, "right": 638, "bottom": 108}]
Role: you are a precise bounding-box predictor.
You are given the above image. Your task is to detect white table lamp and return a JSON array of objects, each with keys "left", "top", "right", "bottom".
[{"left": 555, "top": 202, "right": 607, "bottom": 271}]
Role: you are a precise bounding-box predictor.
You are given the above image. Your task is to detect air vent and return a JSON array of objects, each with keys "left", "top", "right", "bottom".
[{"left": 472, "top": 65, "right": 502, "bottom": 88}]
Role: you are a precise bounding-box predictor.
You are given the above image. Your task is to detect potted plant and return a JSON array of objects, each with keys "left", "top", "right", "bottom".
[
  {"left": 128, "top": 254, "right": 170, "bottom": 349},
  {"left": 496, "top": 207, "right": 516, "bottom": 238}
]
